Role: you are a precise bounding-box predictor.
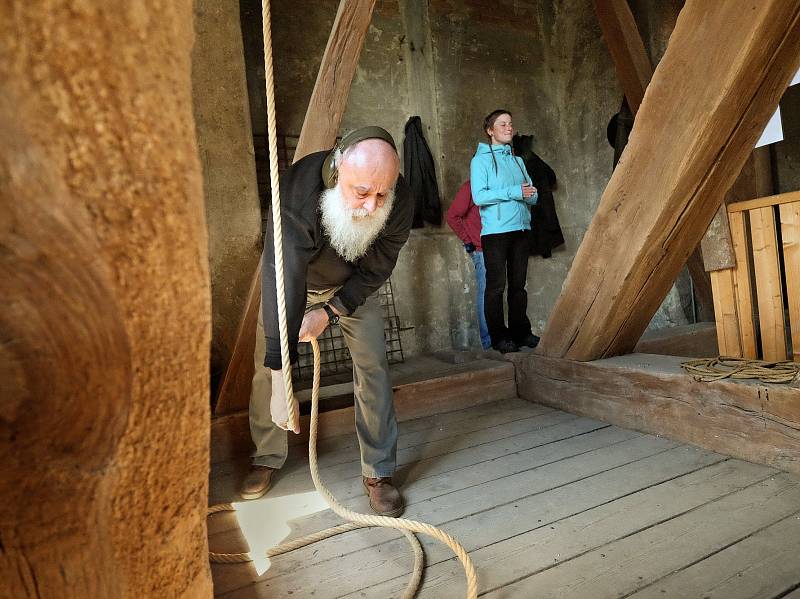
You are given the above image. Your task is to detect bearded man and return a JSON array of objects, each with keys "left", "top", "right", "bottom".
[{"left": 240, "top": 127, "right": 412, "bottom": 517}]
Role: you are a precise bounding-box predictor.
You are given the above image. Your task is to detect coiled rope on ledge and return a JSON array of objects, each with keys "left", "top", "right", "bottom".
[
  {"left": 208, "top": 2, "right": 477, "bottom": 597},
  {"left": 680, "top": 356, "right": 800, "bottom": 384}
]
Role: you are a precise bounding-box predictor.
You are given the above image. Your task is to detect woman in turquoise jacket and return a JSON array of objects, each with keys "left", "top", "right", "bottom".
[{"left": 470, "top": 109, "right": 539, "bottom": 353}]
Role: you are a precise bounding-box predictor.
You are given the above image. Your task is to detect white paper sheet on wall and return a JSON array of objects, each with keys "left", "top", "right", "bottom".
[
  {"left": 755, "top": 66, "right": 800, "bottom": 148},
  {"left": 756, "top": 106, "right": 784, "bottom": 148}
]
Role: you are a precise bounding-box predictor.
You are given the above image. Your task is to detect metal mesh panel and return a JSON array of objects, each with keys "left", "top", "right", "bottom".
[{"left": 293, "top": 279, "right": 405, "bottom": 382}]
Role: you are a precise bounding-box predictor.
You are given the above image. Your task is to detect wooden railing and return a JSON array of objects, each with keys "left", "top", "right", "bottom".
[{"left": 710, "top": 190, "right": 800, "bottom": 360}]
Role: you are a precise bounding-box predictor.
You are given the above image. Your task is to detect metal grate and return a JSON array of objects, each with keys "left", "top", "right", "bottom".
[{"left": 293, "top": 279, "right": 405, "bottom": 382}]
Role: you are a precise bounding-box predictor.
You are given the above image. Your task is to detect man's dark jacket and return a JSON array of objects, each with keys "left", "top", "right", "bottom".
[{"left": 262, "top": 150, "right": 413, "bottom": 369}]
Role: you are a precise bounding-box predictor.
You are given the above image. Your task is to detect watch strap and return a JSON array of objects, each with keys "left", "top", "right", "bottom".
[{"left": 322, "top": 304, "right": 339, "bottom": 325}]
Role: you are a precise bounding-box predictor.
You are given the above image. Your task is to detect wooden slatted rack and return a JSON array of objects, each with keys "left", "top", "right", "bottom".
[{"left": 710, "top": 190, "right": 800, "bottom": 360}]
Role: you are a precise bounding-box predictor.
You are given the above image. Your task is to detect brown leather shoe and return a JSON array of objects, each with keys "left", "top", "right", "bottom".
[
  {"left": 239, "top": 465, "right": 275, "bottom": 500},
  {"left": 362, "top": 477, "right": 404, "bottom": 517}
]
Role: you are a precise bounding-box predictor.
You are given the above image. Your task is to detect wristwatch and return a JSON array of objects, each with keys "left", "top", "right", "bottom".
[{"left": 322, "top": 303, "right": 340, "bottom": 326}]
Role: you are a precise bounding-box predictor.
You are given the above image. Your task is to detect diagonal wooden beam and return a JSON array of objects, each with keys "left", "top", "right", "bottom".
[
  {"left": 214, "top": 0, "right": 376, "bottom": 415},
  {"left": 593, "top": 0, "right": 652, "bottom": 115},
  {"left": 540, "top": 0, "right": 800, "bottom": 361},
  {"left": 596, "top": 0, "right": 715, "bottom": 321}
]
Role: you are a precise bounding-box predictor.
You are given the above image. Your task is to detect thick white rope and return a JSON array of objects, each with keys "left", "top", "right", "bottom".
[
  {"left": 262, "top": 0, "right": 297, "bottom": 429},
  {"left": 208, "top": 3, "right": 478, "bottom": 597}
]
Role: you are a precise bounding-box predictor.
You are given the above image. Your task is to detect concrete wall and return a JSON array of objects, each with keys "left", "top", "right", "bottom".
[
  {"left": 193, "top": 0, "right": 262, "bottom": 386},
  {"left": 231, "top": 0, "right": 695, "bottom": 357}
]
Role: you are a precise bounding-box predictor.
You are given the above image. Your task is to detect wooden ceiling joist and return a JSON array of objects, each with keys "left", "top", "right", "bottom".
[
  {"left": 592, "top": 0, "right": 653, "bottom": 115},
  {"left": 540, "top": 0, "right": 800, "bottom": 361},
  {"left": 214, "top": 0, "right": 376, "bottom": 415}
]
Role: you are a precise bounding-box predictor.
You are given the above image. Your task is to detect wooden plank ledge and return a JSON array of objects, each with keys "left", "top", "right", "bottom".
[{"left": 508, "top": 352, "right": 800, "bottom": 474}]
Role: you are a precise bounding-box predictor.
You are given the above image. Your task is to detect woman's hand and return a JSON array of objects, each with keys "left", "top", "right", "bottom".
[{"left": 522, "top": 183, "right": 538, "bottom": 198}]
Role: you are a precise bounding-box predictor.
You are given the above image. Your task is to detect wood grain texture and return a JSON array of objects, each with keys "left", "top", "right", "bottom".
[
  {"left": 780, "top": 201, "right": 800, "bottom": 360},
  {"left": 213, "top": 0, "right": 376, "bottom": 416},
  {"left": 510, "top": 352, "right": 800, "bottom": 475},
  {"left": 750, "top": 206, "right": 788, "bottom": 360},
  {"left": 0, "top": 2, "right": 212, "bottom": 596},
  {"left": 540, "top": 0, "right": 800, "bottom": 360},
  {"left": 293, "top": 0, "right": 377, "bottom": 159},
  {"left": 729, "top": 210, "right": 758, "bottom": 358},
  {"left": 710, "top": 268, "right": 743, "bottom": 357},
  {"left": 728, "top": 190, "right": 800, "bottom": 213}
]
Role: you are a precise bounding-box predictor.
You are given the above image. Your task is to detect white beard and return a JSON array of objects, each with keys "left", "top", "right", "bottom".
[{"left": 320, "top": 185, "right": 394, "bottom": 262}]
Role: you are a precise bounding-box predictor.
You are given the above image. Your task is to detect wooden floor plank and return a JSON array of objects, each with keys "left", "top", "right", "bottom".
[
  {"left": 483, "top": 473, "right": 800, "bottom": 599},
  {"left": 219, "top": 441, "right": 716, "bottom": 598},
  {"left": 348, "top": 459, "right": 775, "bottom": 599},
  {"left": 211, "top": 398, "right": 545, "bottom": 481},
  {"left": 211, "top": 402, "right": 800, "bottom": 599},
  {"left": 627, "top": 510, "right": 800, "bottom": 599},
  {"left": 209, "top": 420, "right": 626, "bottom": 594},
  {"left": 211, "top": 408, "right": 577, "bottom": 510}
]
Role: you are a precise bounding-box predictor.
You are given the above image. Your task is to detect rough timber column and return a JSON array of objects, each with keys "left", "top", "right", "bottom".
[
  {"left": 0, "top": 2, "right": 212, "bottom": 597},
  {"left": 540, "top": 0, "right": 800, "bottom": 361}
]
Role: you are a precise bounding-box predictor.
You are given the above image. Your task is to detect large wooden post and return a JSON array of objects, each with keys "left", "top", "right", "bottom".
[
  {"left": 214, "top": 0, "right": 376, "bottom": 415},
  {"left": 540, "top": 0, "right": 800, "bottom": 361},
  {"left": 0, "top": 3, "right": 212, "bottom": 597}
]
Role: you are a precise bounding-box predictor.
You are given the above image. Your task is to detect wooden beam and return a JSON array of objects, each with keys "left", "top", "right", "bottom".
[
  {"left": 510, "top": 353, "right": 800, "bottom": 475},
  {"left": 539, "top": 0, "right": 800, "bottom": 361},
  {"left": 633, "top": 322, "right": 719, "bottom": 358},
  {"left": 727, "top": 190, "right": 800, "bottom": 213},
  {"left": 686, "top": 247, "right": 715, "bottom": 321},
  {"left": 0, "top": 2, "right": 211, "bottom": 595},
  {"left": 596, "top": 1, "right": 714, "bottom": 321},
  {"left": 294, "top": 0, "right": 378, "bottom": 159},
  {"left": 593, "top": 0, "right": 653, "bottom": 114},
  {"left": 214, "top": 0, "right": 376, "bottom": 415}
]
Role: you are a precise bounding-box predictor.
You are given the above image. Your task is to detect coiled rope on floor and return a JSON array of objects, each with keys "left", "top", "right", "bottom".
[
  {"left": 208, "top": 2, "right": 477, "bottom": 597},
  {"left": 680, "top": 356, "right": 800, "bottom": 384}
]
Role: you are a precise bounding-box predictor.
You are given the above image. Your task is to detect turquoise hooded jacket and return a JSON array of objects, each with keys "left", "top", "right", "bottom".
[{"left": 469, "top": 142, "right": 537, "bottom": 236}]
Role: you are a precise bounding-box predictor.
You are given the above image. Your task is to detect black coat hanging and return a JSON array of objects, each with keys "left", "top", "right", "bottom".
[{"left": 403, "top": 116, "right": 441, "bottom": 228}]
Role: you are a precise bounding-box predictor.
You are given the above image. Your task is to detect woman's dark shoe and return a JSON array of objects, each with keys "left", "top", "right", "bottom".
[
  {"left": 492, "top": 339, "right": 518, "bottom": 354},
  {"left": 516, "top": 334, "right": 540, "bottom": 348}
]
